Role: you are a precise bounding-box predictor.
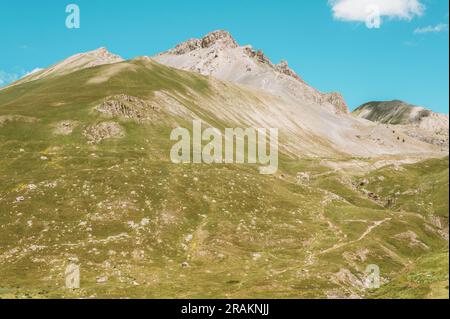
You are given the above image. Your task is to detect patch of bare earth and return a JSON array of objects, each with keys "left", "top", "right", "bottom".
[
  {"left": 53, "top": 120, "right": 79, "bottom": 135},
  {"left": 86, "top": 63, "right": 136, "bottom": 85},
  {"left": 0, "top": 115, "right": 38, "bottom": 127}
]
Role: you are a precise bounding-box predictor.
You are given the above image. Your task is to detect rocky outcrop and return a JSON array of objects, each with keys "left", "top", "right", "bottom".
[
  {"left": 244, "top": 46, "right": 272, "bottom": 65},
  {"left": 83, "top": 122, "right": 125, "bottom": 144},
  {"left": 323, "top": 92, "right": 350, "bottom": 115},
  {"left": 96, "top": 94, "right": 159, "bottom": 122},
  {"left": 243, "top": 48, "right": 305, "bottom": 82},
  {"left": 201, "top": 30, "right": 238, "bottom": 49},
  {"left": 169, "top": 30, "right": 238, "bottom": 55},
  {"left": 87, "top": 47, "right": 124, "bottom": 67},
  {"left": 171, "top": 39, "right": 202, "bottom": 55},
  {"left": 275, "top": 60, "right": 302, "bottom": 82}
]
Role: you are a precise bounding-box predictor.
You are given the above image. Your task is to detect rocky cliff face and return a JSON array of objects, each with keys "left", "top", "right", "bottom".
[
  {"left": 154, "top": 30, "right": 349, "bottom": 115},
  {"left": 169, "top": 31, "right": 239, "bottom": 55},
  {"left": 324, "top": 92, "right": 349, "bottom": 115}
]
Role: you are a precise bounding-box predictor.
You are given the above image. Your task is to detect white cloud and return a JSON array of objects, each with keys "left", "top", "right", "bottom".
[
  {"left": 414, "top": 23, "right": 449, "bottom": 34},
  {"left": 329, "top": 0, "right": 425, "bottom": 28}
]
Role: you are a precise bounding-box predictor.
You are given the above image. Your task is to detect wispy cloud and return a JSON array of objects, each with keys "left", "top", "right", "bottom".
[
  {"left": 329, "top": 0, "right": 425, "bottom": 28},
  {"left": 0, "top": 68, "right": 43, "bottom": 87},
  {"left": 414, "top": 23, "right": 449, "bottom": 34},
  {"left": 0, "top": 71, "right": 20, "bottom": 87}
]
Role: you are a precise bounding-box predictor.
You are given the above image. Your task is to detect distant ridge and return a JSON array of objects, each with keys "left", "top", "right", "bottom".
[
  {"left": 4, "top": 47, "right": 124, "bottom": 88},
  {"left": 353, "top": 100, "right": 449, "bottom": 149}
]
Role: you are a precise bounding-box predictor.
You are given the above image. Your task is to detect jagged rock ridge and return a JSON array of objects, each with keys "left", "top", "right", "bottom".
[{"left": 154, "top": 30, "right": 349, "bottom": 115}]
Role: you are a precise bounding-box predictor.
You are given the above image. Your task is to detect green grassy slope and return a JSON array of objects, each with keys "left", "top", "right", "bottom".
[
  {"left": 0, "top": 60, "right": 448, "bottom": 298},
  {"left": 355, "top": 158, "right": 449, "bottom": 298},
  {"left": 362, "top": 157, "right": 449, "bottom": 222},
  {"left": 368, "top": 250, "right": 449, "bottom": 299}
]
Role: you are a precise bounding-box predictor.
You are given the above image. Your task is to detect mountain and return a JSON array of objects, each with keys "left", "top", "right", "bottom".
[
  {"left": 0, "top": 39, "right": 448, "bottom": 299},
  {"left": 353, "top": 100, "right": 448, "bottom": 126},
  {"left": 154, "top": 30, "right": 349, "bottom": 115},
  {"left": 152, "top": 31, "right": 446, "bottom": 157},
  {"left": 353, "top": 100, "right": 449, "bottom": 149},
  {"left": 2, "top": 47, "right": 440, "bottom": 158},
  {"left": 3, "top": 48, "right": 124, "bottom": 89}
]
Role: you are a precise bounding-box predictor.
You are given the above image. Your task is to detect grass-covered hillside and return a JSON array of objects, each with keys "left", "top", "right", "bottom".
[{"left": 0, "top": 59, "right": 448, "bottom": 299}]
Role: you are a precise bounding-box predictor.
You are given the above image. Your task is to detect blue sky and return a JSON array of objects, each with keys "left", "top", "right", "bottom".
[{"left": 0, "top": 0, "right": 448, "bottom": 113}]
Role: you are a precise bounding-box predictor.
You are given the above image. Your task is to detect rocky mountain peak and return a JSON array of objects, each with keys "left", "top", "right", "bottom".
[
  {"left": 168, "top": 30, "right": 238, "bottom": 55},
  {"left": 93, "top": 47, "right": 108, "bottom": 54},
  {"left": 201, "top": 30, "right": 238, "bottom": 49},
  {"left": 154, "top": 31, "right": 349, "bottom": 115},
  {"left": 85, "top": 47, "right": 124, "bottom": 63}
]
